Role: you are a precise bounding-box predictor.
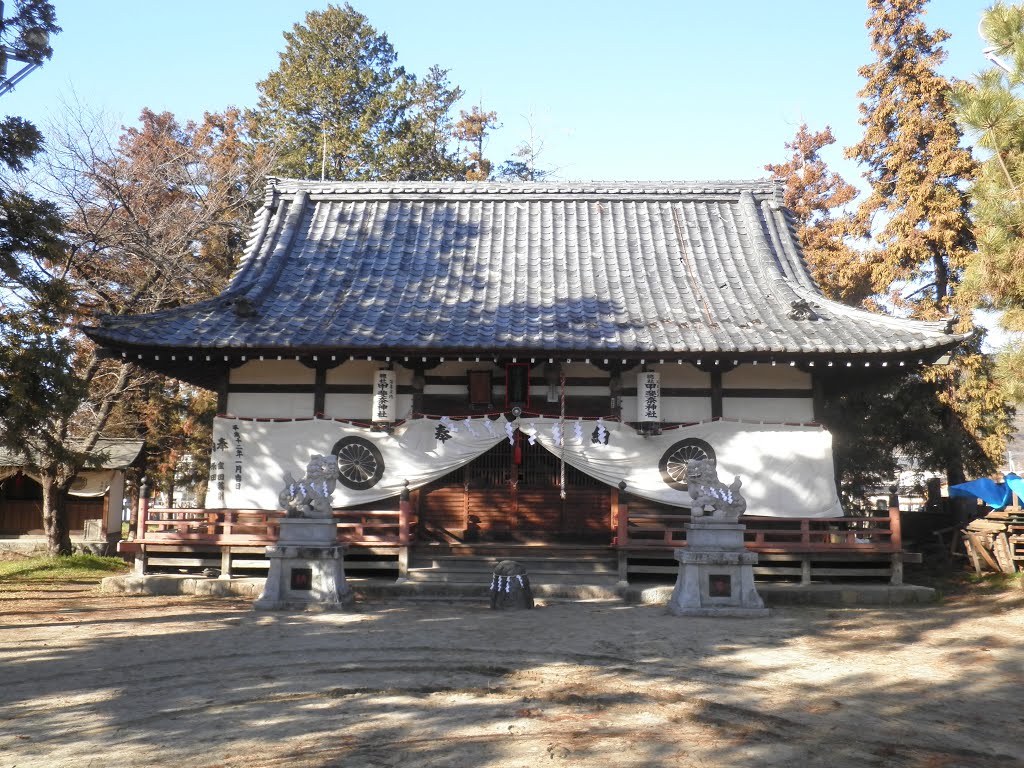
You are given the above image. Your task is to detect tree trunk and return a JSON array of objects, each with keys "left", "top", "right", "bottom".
[
  {"left": 942, "top": 406, "right": 974, "bottom": 528},
  {"left": 40, "top": 469, "right": 73, "bottom": 556}
]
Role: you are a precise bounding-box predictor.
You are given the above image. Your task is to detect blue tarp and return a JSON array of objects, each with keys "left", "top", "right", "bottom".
[
  {"left": 949, "top": 472, "right": 1023, "bottom": 510},
  {"left": 1006, "top": 473, "right": 1024, "bottom": 501}
]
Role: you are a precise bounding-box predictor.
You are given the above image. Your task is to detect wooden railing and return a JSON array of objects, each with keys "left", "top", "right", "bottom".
[
  {"left": 135, "top": 497, "right": 415, "bottom": 546},
  {"left": 617, "top": 504, "right": 903, "bottom": 553}
]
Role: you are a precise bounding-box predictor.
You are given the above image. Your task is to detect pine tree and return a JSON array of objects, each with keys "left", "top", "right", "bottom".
[
  {"left": 251, "top": 4, "right": 464, "bottom": 181},
  {"left": 0, "top": 0, "right": 73, "bottom": 553},
  {"left": 765, "top": 123, "right": 869, "bottom": 304},
  {"left": 453, "top": 104, "right": 500, "bottom": 181},
  {"left": 953, "top": 1, "right": 1024, "bottom": 403},
  {"left": 846, "top": 0, "right": 1011, "bottom": 501}
]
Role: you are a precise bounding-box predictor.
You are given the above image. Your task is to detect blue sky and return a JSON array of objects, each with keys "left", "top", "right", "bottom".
[{"left": 4, "top": 0, "right": 996, "bottom": 187}]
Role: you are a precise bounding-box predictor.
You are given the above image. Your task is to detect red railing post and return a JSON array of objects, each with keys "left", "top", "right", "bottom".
[
  {"left": 889, "top": 506, "right": 902, "bottom": 551},
  {"left": 616, "top": 496, "right": 629, "bottom": 546},
  {"left": 136, "top": 476, "right": 150, "bottom": 541}
]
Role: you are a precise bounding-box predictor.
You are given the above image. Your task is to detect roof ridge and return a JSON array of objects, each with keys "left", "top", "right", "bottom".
[{"left": 265, "top": 177, "right": 779, "bottom": 197}]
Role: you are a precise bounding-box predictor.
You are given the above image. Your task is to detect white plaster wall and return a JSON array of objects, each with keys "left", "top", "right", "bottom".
[
  {"left": 324, "top": 393, "right": 414, "bottom": 420},
  {"left": 326, "top": 361, "right": 413, "bottom": 386},
  {"left": 652, "top": 363, "right": 709, "bottom": 387},
  {"left": 230, "top": 359, "right": 314, "bottom": 385},
  {"left": 723, "top": 365, "right": 811, "bottom": 389},
  {"left": 227, "top": 393, "right": 315, "bottom": 418},
  {"left": 621, "top": 395, "right": 714, "bottom": 423},
  {"left": 722, "top": 397, "right": 815, "bottom": 422},
  {"left": 562, "top": 362, "right": 601, "bottom": 377}
]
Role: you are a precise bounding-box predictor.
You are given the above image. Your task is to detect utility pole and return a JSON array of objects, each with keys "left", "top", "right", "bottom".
[{"left": 0, "top": 0, "right": 54, "bottom": 96}]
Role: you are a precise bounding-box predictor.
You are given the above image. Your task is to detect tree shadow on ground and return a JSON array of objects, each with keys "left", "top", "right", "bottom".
[{"left": 0, "top": 586, "right": 1022, "bottom": 767}]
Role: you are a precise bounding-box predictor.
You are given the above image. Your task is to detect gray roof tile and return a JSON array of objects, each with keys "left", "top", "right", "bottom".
[{"left": 83, "top": 179, "right": 964, "bottom": 360}]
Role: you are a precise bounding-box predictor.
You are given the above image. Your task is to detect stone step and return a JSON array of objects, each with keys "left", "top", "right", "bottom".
[
  {"left": 404, "top": 570, "right": 620, "bottom": 586},
  {"left": 408, "top": 556, "right": 617, "bottom": 574}
]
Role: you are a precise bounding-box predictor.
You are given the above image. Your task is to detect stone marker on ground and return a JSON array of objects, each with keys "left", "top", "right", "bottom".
[{"left": 490, "top": 559, "right": 534, "bottom": 610}]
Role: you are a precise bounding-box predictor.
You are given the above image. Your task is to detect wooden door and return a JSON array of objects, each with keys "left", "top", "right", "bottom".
[{"left": 418, "top": 432, "right": 612, "bottom": 543}]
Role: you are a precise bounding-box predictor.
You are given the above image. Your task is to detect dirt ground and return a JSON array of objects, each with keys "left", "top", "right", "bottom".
[{"left": 1, "top": 579, "right": 1023, "bottom": 768}]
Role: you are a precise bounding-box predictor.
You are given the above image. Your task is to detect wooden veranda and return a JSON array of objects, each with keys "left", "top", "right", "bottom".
[{"left": 119, "top": 491, "right": 918, "bottom": 586}]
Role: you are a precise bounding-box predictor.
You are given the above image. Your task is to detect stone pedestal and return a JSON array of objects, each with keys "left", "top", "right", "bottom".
[
  {"left": 254, "top": 518, "right": 354, "bottom": 611},
  {"left": 668, "top": 519, "right": 769, "bottom": 617}
]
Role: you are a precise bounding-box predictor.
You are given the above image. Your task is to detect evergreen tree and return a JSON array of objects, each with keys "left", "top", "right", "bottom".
[
  {"left": 953, "top": 1, "right": 1024, "bottom": 403},
  {"left": 453, "top": 104, "right": 500, "bottom": 181},
  {"left": 765, "top": 123, "right": 869, "bottom": 304},
  {"left": 0, "top": 0, "right": 73, "bottom": 553},
  {"left": 846, "top": 0, "right": 1010, "bottom": 502},
  {"left": 251, "top": 4, "right": 463, "bottom": 181},
  {"left": 847, "top": 0, "right": 976, "bottom": 317}
]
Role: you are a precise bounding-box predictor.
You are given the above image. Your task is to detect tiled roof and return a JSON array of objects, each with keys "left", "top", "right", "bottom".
[
  {"left": 0, "top": 438, "right": 144, "bottom": 469},
  {"left": 83, "top": 179, "right": 964, "bottom": 360}
]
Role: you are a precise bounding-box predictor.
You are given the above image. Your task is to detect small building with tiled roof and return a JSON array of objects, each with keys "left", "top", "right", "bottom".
[
  {"left": 1, "top": 438, "right": 143, "bottom": 539},
  {"left": 84, "top": 179, "right": 965, "bottom": 549}
]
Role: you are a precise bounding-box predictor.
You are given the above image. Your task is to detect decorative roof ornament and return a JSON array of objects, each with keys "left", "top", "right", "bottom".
[{"left": 787, "top": 298, "right": 818, "bottom": 321}]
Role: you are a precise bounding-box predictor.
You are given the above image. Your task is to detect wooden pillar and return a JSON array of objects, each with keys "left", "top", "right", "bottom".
[
  {"left": 811, "top": 373, "right": 825, "bottom": 422},
  {"left": 398, "top": 482, "right": 412, "bottom": 581},
  {"left": 609, "top": 367, "right": 622, "bottom": 420},
  {"left": 314, "top": 366, "right": 327, "bottom": 416},
  {"left": 614, "top": 484, "right": 629, "bottom": 546},
  {"left": 412, "top": 367, "right": 425, "bottom": 414},
  {"left": 216, "top": 370, "right": 229, "bottom": 414},
  {"left": 888, "top": 491, "right": 904, "bottom": 585},
  {"left": 710, "top": 370, "right": 723, "bottom": 419},
  {"left": 888, "top": 496, "right": 902, "bottom": 551},
  {"left": 399, "top": 482, "right": 412, "bottom": 545}
]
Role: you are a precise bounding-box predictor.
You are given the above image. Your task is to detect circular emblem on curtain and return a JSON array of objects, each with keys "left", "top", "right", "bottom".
[
  {"left": 659, "top": 438, "right": 716, "bottom": 491},
  {"left": 331, "top": 436, "right": 385, "bottom": 490}
]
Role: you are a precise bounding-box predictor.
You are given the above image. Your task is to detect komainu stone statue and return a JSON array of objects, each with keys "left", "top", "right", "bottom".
[
  {"left": 687, "top": 459, "right": 746, "bottom": 522},
  {"left": 278, "top": 455, "right": 338, "bottom": 518}
]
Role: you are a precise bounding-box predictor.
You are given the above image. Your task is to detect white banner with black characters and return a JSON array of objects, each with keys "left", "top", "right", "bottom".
[
  {"left": 526, "top": 418, "right": 843, "bottom": 518},
  {"left": 205, "top": 415, "right": 508, "bottom": 509},
  {"left": 636, "top": 371, "right": 660, "bottom": 422},
  {"left": 372, "top": 369, "right": 396, "bottom": 422}
]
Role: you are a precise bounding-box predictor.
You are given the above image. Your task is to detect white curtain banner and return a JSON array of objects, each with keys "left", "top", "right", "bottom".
[
  {"left": 528, "top": 418, "right": 843, "bottom": 518},
  {"left": 205, "top": 415, "right": 842, "bottom": 517},
  {"left": 205, "top": 415, "right": 508, "bottom": 509},
  {"left": 67, "top": 470, "right": 114, "bottom": 498}
]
